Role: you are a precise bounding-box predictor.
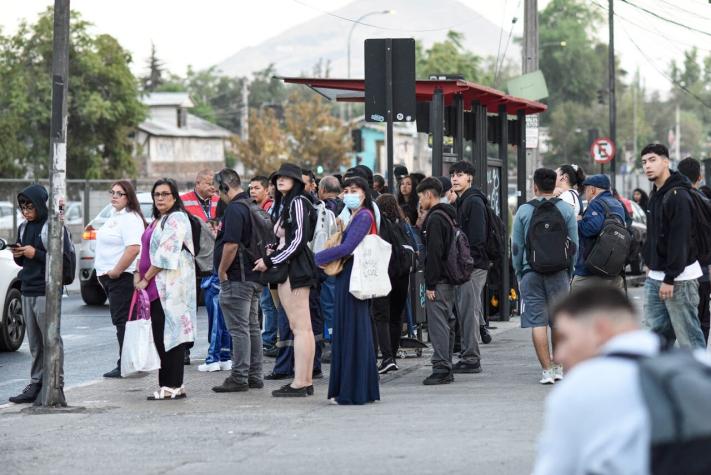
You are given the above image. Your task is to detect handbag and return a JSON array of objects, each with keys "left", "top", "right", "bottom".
[
  {"left": 260, "top": 263, "right": 289, "bottom": 286},
  {"left": 321, "top": 219, "right": 346, "bottom": 276},
  {"left": 121, "top": 290, "right": 161, "bottom": 377},
  {"left": 349, "top": 212, "right": 392, "bottom": 300}
]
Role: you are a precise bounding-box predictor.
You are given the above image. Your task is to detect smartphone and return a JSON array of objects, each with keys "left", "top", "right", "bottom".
[{"left": 8, "top": 243, "right": 21, "bottom": 249}]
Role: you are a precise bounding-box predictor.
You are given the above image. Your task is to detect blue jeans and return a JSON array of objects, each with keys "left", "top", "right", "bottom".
[
  {"left": 260, "top": 287, "right": 278, "bottom": 347},
  {"left": 644, "top": 278, "right": 706, "bottom": 349},
  {"left": 202, "top": 276, "right": 232, "bottom": 364},
  {"left": 320, "top": 275, "right": 336, "bottom": 341}
]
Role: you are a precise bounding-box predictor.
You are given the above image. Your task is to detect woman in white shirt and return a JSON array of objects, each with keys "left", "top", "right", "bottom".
[
  {"left": 95, "top": 180, "right": 147, "bottom": 378},
  {"left": 555, "top": 164, "right": 586, "bottom": 216}
]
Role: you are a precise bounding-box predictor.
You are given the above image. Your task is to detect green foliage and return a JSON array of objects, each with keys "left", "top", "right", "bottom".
[
  {"left": 141, "top": 43, "right": 165, "bottom": 92},
  {"left": 416, "top": 31, "right": 483, "bottom": 82},
  {"left": 0, "top": 8, "right": 145, "bottom": 179}
]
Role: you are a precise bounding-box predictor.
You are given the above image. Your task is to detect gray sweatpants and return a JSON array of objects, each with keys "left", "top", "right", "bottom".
[
  {"left": 23, "top": 295, "right": 64, "bottom": 385},
  {"left": 454, "top": 268, "right": 487, "bottom": 364},
  {"left": 219, "top": 280, "right": 264, "bottom": 383},
  {"left": 426, "top": 283, "right": 456, "bottom": 373}
]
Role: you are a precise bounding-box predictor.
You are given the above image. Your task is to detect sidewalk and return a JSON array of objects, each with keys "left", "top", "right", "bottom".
[{"left": 1, "top": 319, "right": 550, "bottom": 475}]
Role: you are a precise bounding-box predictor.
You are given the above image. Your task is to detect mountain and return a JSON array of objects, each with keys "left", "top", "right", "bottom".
[{"left": 217, "top": 0, "right": 514, "bottom": 79}]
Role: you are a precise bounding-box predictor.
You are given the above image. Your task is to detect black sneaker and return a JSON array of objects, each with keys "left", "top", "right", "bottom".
[
  {"left": 212, "top": 376, "right": 248, "bottom": 393},
  {"left": 480, "top": 325, "right": 493, "bottom": 344},
  {"left": 422, "top": 372, "right": 454, "bottom": 386},
  {"left": 103, "top": 367, "right": 121, "bottom": 378},
  {"left": 263, "top": 346, "right": 279, "bottom": 358},
  {"left": 312, "top": 370, "right": 324, "bottom": 379},
  {"left": 272, "top": 384, "right": 310, "bottom": 397},
  {"left": 248, "top": 378, "right": 264, "bottom": 389},
  {"left": 378, "top": 359, "right": 398, "bottom": 374},
  {"left": 452, "top": 361, "right": 482, "bottom": 374},
  {"left": 264, "top": 372, "right": 293, "bottom": 380},
  {"left": 9, "top": 383, "right": 41, "bottom": 404}
]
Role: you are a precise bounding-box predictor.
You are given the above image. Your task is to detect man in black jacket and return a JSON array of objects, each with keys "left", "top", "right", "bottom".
[
  {"left": 641, "top": 144, "right": 706, "bottom": 349},
  {"left": 449, "top": 160, "right": 487, "bottom": 373},
  {"left": 418, "top": 178, "right": 458, "bottom": 385}
]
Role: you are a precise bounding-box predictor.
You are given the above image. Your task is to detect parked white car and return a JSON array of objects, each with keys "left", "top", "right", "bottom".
[
  {"left": 0, "top": 238, "right": 24, "bottom": 352},
  {"left": 79, "top": 193, "right": 154, "bottom": 305}
]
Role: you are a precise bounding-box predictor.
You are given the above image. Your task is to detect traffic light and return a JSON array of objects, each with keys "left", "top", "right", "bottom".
[
  {"left": 596, "top": 89, "right": 606, "bottom": 105},
  {"left": 351, "top": 129, "right": 363, "bottom": 152}
]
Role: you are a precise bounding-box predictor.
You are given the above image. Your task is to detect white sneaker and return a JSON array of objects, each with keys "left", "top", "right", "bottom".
[
  {"left": 198, "top": 362, "right": 221, "bottom": 372},
  {"left": 219, "top": 360, "right": 232, "bottom": 371},
  {"left": 539, "top": 368, "right": 556, "bottom": 385},
  {"left": 553, "top": 364, "right": 564, "bottom": 381}
]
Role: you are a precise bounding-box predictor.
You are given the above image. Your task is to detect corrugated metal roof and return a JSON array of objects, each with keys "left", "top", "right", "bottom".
[
  {"left": 142, "top": 92, "right": 195, "bottom": 108},
  {"left": 138, "top": 113, "right": 233, "bottom": 138}
]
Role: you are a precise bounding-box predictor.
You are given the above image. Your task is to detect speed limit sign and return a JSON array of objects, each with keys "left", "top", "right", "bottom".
[{"left": 590, "top": 137, "right": 616, "bottom": 164}]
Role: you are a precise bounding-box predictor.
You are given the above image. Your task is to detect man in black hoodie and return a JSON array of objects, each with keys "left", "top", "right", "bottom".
[
  {"left": 418, "top": 177, "right": 458, "bottom": 385},
  {"left": 449, "top": 160, "right": 487, "bottom": 373},
  {"left": 9, "top": 184, "right": 64, "bottom": 403},
  {"left": 641, "top": 144, "right": 706, "bottom": 349}
]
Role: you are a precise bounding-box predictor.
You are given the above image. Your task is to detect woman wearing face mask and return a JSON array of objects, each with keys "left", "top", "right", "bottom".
[
  {"left": 253, "top": 163, "right": 317, "bottom": 397},
  {"left": 315, "top": 176, "right": 380, "bottom": 405}
]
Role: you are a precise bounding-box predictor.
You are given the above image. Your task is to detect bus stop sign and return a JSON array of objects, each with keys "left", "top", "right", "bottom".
[{"left": 590, "top": 137, "right": 616, "bottom": 164}]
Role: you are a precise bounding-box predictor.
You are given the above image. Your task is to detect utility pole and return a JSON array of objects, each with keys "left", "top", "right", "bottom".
[
  {"left": 241, "top": 79, "right": 249, "bottom": 142},
  {"left": 608, "top": 0, "right": 617, "bottom": 190},
  {"left": 675, "top": 103, "right": 681, "bottom": 161},
  {"left": 39, "top": 0, "right": 70, "bottom": 408},
  {"left": 523, "top": 0, "right": 539, "bottom": 201}
]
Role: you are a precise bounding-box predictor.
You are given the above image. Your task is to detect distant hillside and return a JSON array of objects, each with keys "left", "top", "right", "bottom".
[{"left": 217, "top": 0, "right": 515, "bottom": 78}]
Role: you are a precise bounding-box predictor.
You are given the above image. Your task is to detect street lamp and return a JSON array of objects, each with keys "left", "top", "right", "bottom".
[{"left": 347, "top": 10, "right": 395, "bottom": 80}]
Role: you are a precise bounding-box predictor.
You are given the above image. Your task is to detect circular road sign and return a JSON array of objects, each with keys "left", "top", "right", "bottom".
[{"left": 590, "top": 137, "right": 616, "bottom": 164}]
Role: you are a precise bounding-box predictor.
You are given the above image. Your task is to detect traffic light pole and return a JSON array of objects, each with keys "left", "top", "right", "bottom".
[{"left": 38, "top": 0, "right": 70, "bottom": 408}]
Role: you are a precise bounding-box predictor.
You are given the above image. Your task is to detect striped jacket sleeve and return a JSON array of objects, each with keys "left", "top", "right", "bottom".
[{"left": 265, "top": 197, "right": 310, "bottom": 267}]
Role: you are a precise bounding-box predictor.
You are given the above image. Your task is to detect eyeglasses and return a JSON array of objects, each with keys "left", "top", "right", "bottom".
[
  {"left": 19, "top": 203, "right": 35, "bottom": 212},
  {"left": 108, "top": 190, "right": 126, "bottom": 197},
  {"left": 153, "top": 192, "right": 173, "bottom": 199}
]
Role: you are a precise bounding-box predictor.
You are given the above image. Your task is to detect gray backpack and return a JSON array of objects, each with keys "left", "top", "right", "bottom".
[{"left": 609, "top": 350, "right": 711, "bottom": 475}]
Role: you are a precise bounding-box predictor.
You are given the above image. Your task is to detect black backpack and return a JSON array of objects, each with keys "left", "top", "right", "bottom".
[
  {"left": 19, "top": 221, "right": 76, "bottom": 285},
  {"left": 484, "top": 205, "right": 506, "bottom": 263},
  {"left": 379, "top": 216, "right": 416, "bottom": 279},
  {"left": 525, "top": 198, "right": 571, "bottom": 274},
  {"left": 237, "top": 199, "right": 277, "bottom": 262},
  {"left": 608, "top": 349, "right": 711, "bottom": 475},
  {"left": 584, "top": 200, "right": 631, "bottom": 277},
  {"left": 431, "top": 210, "right": 475, "bottom": 285},
  {"left": 663, "top": 187, "right": 711, "bottom": 264}
]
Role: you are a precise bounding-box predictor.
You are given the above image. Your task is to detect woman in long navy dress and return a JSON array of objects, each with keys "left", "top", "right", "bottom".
[{"left": 315, "top": 177, "right": 380, "bottom": 405}]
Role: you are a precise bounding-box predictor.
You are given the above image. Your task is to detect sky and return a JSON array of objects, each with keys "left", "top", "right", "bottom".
[{"left": 1, "top": 0, "right": 710, "bottom": 96}]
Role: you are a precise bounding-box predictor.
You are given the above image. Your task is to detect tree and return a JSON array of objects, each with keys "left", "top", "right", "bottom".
[
  {"left": 141, "top": 43, "right": 165, "bottom": 92},
  {"left": 0, "top": 8, "right": 145, "bottom": 178},
  {"left": 416, "top": 31, "right": 484, "bottom": 82},
  {"left": 249, "top": 64, "right": 288, "bottom": 109},
  {"left": 232, "top": 108, "right": 287, "bottom": 175},
  {"left": 284, "top": 91, "right": 351, "bottom": 172}
]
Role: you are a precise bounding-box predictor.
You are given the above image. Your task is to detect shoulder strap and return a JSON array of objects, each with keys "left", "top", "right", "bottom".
[{"left": 431, "top": 209, "right": 455, "bottom": 227}]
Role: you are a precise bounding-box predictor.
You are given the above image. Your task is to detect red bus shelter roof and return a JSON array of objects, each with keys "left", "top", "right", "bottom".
[{"left": 278, "top": 77, "right": 547, "bottom": 115}]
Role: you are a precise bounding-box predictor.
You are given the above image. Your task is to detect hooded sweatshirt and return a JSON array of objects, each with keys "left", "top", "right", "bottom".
[
  {"left": 14, "top": 184, "right": 49, "bottom": 296},
  {"left": 643, "top": 170, "right": 697, "bottom": 284},
  {"left": 421, "top": 203, "right": 457, "bottom": 290},
  {"left": 455, "top": 187, "right": 490, "bottom": 270}
]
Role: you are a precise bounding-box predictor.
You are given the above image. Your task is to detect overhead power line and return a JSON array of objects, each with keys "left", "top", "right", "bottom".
[{"left": 619, "top": 0, "right": 711, "bottom": 38}]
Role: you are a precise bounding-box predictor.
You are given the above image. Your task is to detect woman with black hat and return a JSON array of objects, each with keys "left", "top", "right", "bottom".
[{"left": 253, "top": 163, "right": 317, "bottom": 397}]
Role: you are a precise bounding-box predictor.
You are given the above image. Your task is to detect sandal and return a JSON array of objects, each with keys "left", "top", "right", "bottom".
[{"left": 147, "top": 386, "right": 186, "bottom": 401}]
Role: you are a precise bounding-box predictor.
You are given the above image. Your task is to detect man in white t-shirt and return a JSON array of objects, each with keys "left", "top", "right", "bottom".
[{"left": 641, "top": 143, "right": 706, "bottom": 349}]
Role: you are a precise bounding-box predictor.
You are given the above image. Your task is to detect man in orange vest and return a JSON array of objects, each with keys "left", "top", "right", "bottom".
[{"left": 181, "top": 169, "right": 219, "bottom": 222}]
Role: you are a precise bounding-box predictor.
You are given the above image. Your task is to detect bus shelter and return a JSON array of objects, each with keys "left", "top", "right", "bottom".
[{"left": 279, "top": 76, "right": 546, "bottom": 321}]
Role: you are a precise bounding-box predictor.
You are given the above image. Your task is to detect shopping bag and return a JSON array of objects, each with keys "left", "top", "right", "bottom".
[
  {"left": 349, "top": 233, "right": 392, "bottom": 300},
  {"left": 321, "top": 219, "right": 346, "bottom": 276},
  {"left": 408, "top": 269, "right": 427, "bottom": 324},
  {"left": 121, "top": 290, "right": 161, "bottom": 377}
]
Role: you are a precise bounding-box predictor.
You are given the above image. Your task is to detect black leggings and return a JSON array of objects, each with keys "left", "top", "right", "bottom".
[
  {"left": 372, "top": 277, "right": 409, "bottom": 361},
  {"left": 150, "top": 299, "right": 185, "bottom": 388}
]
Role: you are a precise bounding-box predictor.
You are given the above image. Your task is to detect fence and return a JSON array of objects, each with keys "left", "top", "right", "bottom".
[{"left": 0, "top": 178, "right": 196, "bottom": 243}]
